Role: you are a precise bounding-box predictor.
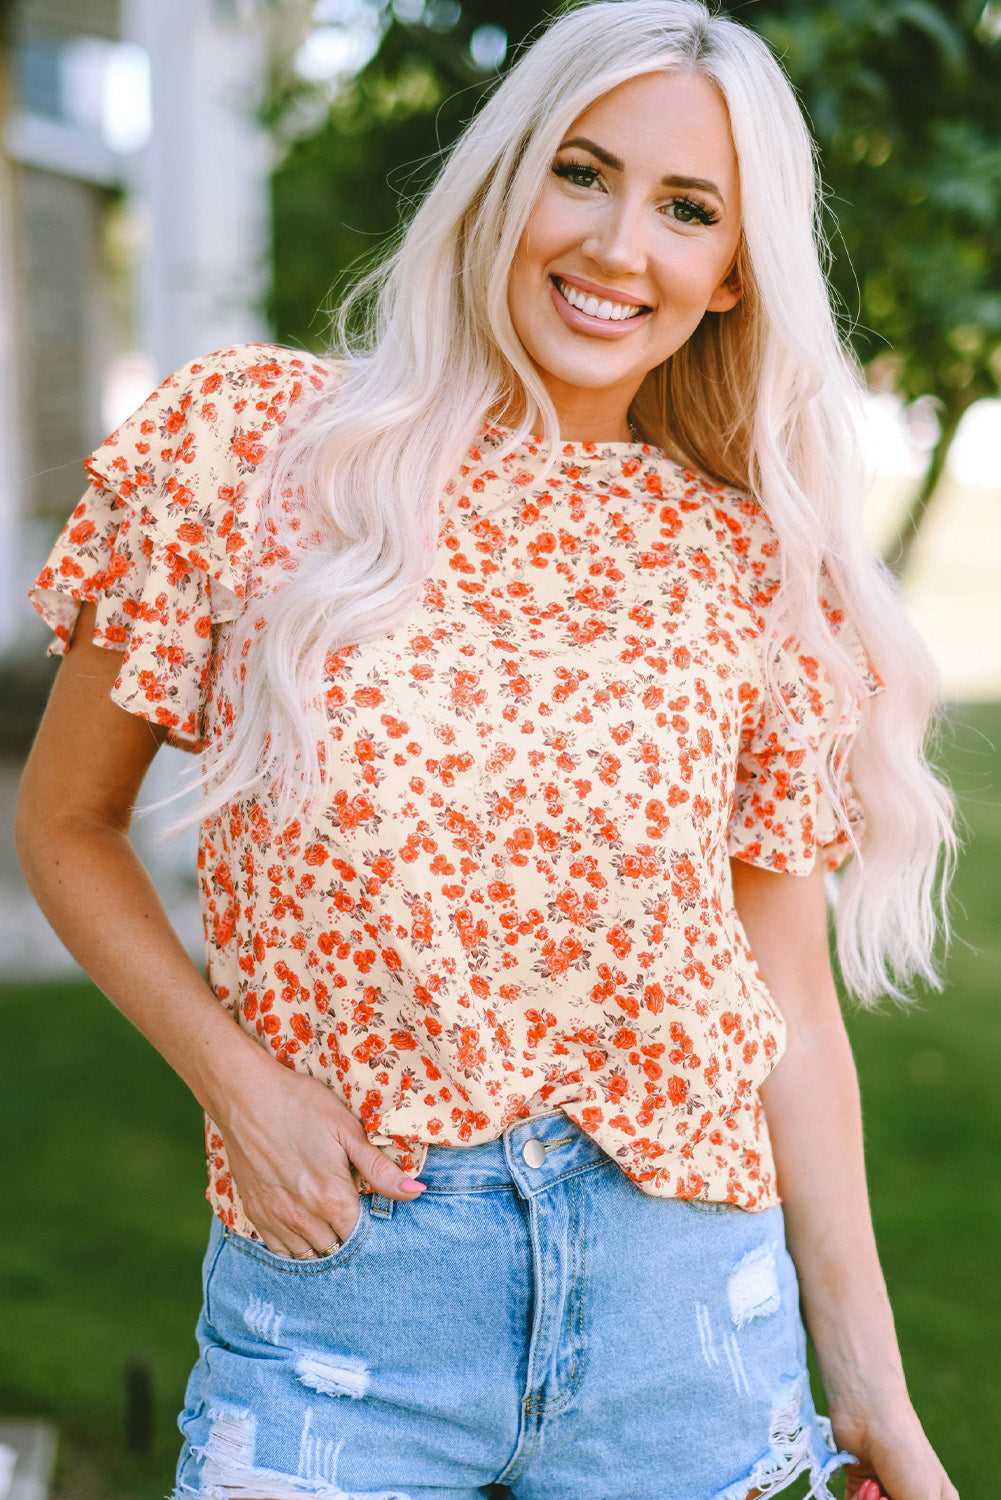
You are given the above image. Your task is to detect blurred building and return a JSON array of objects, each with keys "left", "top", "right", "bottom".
[
  {"left": 0, "top": 0, "right": 281, "bottom": 962},
  {"left": 0, "top": 0, "right": 273, "bottom": 653}
]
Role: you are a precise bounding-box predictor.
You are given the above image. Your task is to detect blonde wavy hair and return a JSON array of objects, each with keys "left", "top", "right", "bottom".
[{"left": 202, "top": 0, "right": 954, "bottom": 1002}]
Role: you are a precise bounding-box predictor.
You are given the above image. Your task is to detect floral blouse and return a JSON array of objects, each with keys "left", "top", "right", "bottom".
[{"left": 32, "top": 343, "right": 874, "bottom": 1227}]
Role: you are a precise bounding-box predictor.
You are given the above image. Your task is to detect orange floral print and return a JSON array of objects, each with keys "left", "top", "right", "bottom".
[{"left": 31, "top": 344, "right": 879, "bottom": 1233}]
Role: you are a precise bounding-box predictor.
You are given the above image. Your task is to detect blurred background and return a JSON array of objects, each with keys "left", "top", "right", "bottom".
[{"left": 0, "top": 1, "right": 997, "bottom": 1496}]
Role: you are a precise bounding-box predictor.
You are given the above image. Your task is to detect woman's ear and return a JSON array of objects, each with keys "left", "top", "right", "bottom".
[{"left": 708, "top": 263, "right": 742, "bottom": 313}]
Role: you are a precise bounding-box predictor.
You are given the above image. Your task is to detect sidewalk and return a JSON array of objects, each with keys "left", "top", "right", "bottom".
[
  {"left": 0, "top": 1422, "right": 56, "bottom": 1500},
  {"left": 867, "top": 473, "right": 1001, "bottom": 703}
]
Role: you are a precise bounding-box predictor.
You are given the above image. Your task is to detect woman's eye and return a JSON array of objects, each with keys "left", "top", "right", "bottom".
[
  {"left": 668, "top": 197, "right": 719, "bottom": 226},
  {"left": 553, "top": 160, "right": 601, "bottom": 189}
]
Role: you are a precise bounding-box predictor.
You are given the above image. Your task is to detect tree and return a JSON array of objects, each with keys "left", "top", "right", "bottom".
[
  {"left": 265, "top": 2, "right": 552, "bottom": 346},
  {"left": 748, "top": 0, "right": 1001, "bottom": 570},
  {"left": 265, "top": 0, "right": 1001, "bottom": 569}
]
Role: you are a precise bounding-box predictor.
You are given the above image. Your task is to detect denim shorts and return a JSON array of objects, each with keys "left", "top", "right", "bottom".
[{"left": 174, "top": 1111, "right": 851, "bottom": 1500}]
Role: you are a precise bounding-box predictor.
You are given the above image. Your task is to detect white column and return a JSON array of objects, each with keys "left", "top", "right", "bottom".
[
  {"left": 118, "top": 0, "right": 272, "bottom": 920},
  {"left": 121, "top": 0, "right": 272, "bottom": 378}
]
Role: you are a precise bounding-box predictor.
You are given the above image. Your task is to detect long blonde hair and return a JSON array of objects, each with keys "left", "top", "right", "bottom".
[{"left": 201, "top": 0, "right": 954, "bottom": 1002}]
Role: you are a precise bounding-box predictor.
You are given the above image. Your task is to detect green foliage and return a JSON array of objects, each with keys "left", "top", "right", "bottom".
[
  {"left": 749, "top": 0, "right": 1001, "bottom": 414},
  {"left": 267, "top": 1, "right": 551, "bottom": 343},
  {"left": 0, "top": 977, "right": 208, "bottom": 1498}
]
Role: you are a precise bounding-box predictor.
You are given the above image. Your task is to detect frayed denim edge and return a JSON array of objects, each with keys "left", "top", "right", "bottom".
[
  {"left": 710, "top": 1444, "right": 854, "bottom": 1500},
  {"left": 708, "top": 1392, "right": 856, "bottom": 1500}
]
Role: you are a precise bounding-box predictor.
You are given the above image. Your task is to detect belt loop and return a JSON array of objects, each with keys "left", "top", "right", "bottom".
[{"left": 370, "top": 1193, "right": 396, "bottom": 1219}]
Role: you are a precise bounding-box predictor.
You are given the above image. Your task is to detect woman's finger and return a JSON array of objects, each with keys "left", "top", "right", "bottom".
[
  {"left": 338, "top": 1119, "right": 427, "bottom": 1202},
  {"left": 309, "top": 1229, "right": 342, "bottom": 1257},
  {"left": 252, "top": 1209, "right": 344, "bottom": 1260},
  {"left": 254, "top": 1226, "right": 316, "bottom": 1259},
  {"left": 240, "top": 1180, "right": 355, "bottom": 1256}
]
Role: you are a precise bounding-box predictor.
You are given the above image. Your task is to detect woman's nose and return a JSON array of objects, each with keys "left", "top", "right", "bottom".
[{"left": 582, "top": 197, "right": 648, "bottom": 275}]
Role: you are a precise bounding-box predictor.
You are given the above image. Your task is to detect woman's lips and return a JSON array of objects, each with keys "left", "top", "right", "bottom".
[
  {"left": 549, "top": 276, "right": 652, "bottom": 336},
  {"left": 553, "top": 276, "right": 648, "bottom": 320}
]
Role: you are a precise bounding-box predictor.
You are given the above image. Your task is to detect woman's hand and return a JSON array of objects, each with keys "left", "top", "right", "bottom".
[
  {"left": 832, "top": 1398, "right": 959, "bottom": 1500},
  {"left": 216, "top": 1058, "right": 425, "bottom": 1258}
]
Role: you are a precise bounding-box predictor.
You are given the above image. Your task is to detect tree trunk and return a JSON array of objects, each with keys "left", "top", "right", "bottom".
[{"left": 882, "top": 398, "right": 970, "bottom": 579}]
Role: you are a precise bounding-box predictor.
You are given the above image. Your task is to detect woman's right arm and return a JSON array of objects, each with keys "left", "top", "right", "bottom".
[{"left": 15, "top": 603, "right": 424, "bottom": 1254}]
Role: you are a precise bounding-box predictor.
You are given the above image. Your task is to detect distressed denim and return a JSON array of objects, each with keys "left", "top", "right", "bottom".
[{"left": 174, "top": 1111, "right": 851, "bottom": 1500}]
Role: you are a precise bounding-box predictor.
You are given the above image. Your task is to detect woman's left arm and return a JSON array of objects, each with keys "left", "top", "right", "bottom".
[{"left": 731, "top": 860, "right": 959, "bottom": 1500}]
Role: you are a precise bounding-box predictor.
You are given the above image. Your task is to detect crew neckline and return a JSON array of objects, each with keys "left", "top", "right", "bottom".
[{"left": 481, "top": 420, "right": 664, "bottom": 456}]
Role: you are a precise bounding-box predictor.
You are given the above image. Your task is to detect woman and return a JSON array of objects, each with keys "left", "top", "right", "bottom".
[{"left": 17, "top": 2, "right": 957, "bottom": 1498}]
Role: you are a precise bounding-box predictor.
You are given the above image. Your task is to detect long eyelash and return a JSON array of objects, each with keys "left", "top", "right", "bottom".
[
  {"left": 552, "top": 158, "right": 600, "bottom": 185},
  {"left": 673, "top": 197, "right": 720, "bottom": 226}
]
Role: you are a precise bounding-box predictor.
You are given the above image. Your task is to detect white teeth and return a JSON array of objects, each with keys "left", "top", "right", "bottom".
[{"left": 556, "top": 278, "right": 642, "bottom": 321}]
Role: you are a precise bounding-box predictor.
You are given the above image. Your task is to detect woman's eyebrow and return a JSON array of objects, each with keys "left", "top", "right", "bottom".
[
  {"left": 557, "top": 137, "right": 724, "bottom": 203},
  {"left": 663, "top": 173, "right": 725, "bottom": 202},
  {"left": 559, "top": 135, "right": 625, "bottom": 169}
]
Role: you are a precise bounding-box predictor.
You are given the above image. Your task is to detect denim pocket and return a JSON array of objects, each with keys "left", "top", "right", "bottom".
[{"left": 221, "top": 1193, "right": 371, "bottom": 1272}]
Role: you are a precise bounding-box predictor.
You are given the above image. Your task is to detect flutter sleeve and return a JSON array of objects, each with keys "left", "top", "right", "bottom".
[
  {"left": 721, "top": 496, "right": 884, "bottom": 876},
  {"left": 29, "top": 343, "right": 334, "bottom": 750}
]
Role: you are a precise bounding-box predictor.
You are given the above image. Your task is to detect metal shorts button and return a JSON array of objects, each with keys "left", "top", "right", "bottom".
[{"left": 522, "top": 1138, "right": 546, "bottom": 1169}]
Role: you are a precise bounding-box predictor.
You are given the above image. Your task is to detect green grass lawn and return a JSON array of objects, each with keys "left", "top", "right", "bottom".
[{"left": 1, "top": 703, "right": 998, "bottom": 1500}]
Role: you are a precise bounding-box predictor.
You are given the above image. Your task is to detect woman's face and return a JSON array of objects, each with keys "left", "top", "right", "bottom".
[{"left": 507, "top": 70, "right": 742, "bottom": 441}]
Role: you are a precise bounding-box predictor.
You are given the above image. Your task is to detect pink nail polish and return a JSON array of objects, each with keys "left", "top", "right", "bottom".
[{"left": 400, "top": 1177, "right": 426, "bottom": 1193}]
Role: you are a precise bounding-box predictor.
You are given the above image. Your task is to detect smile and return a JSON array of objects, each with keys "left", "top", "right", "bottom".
[{"left": 553, "top": 277, "right": 647, "bottom": 322}]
